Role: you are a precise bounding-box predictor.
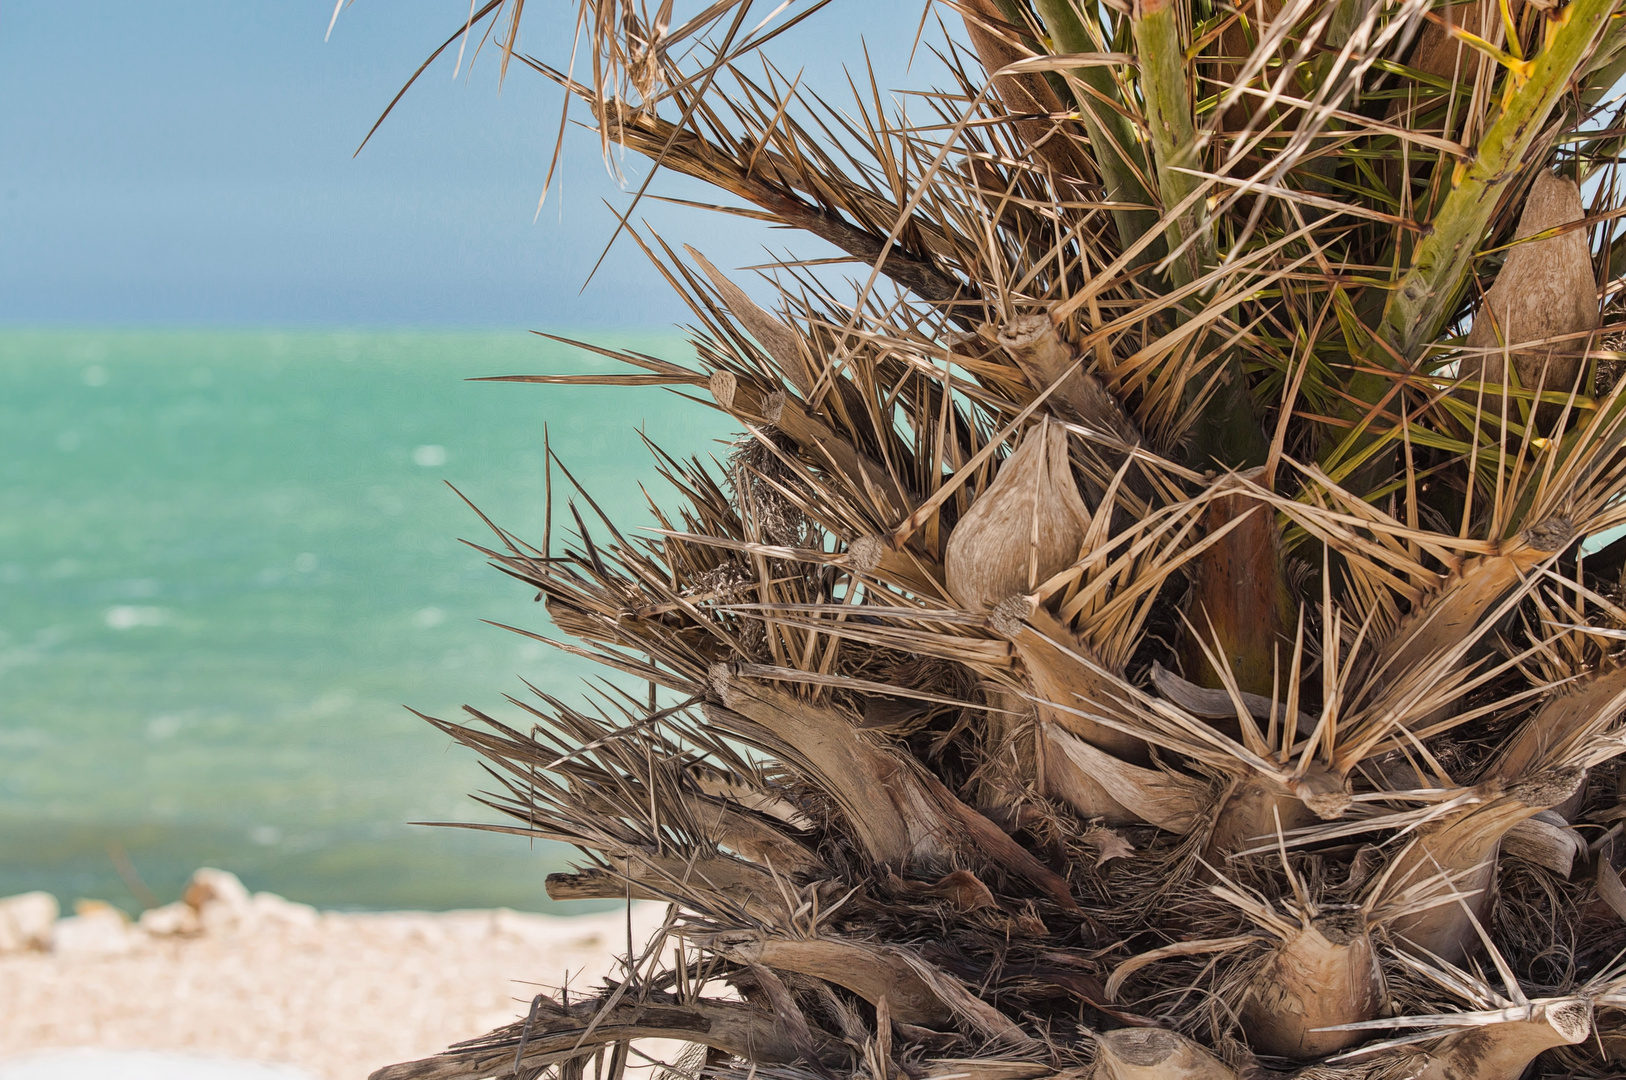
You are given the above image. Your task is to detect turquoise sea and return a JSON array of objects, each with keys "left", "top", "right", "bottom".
[{"left": 0, "top": 329, "right": 724, "bottom": 912}]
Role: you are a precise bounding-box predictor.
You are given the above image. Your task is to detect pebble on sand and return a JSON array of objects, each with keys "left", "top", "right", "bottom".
[
  {"left": 51, "top": 903, "right": 135, "bottom": 958},
  {"left": 0, "top": 892, "right": 58, "bottom": 952}
]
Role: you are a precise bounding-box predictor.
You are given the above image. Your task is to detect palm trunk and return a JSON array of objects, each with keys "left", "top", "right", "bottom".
[{"left": 1177, "top": 468, "right": 1288, "bottom": 697}]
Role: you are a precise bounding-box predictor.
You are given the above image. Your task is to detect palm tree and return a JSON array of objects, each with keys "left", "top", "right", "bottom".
[{"left": 372, "top": 1, "right": 1626, "bottom": 1077}]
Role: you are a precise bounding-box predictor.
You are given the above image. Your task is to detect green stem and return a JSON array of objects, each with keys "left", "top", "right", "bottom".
[
  {"left": 1031, "top": 0, "right": 1161, "bottom": 259},
  {"left": 1130, "top": 0, "right": 1264, "bottom": 468},
  {"left": 1381, "top": 0, "right": 1617, "bottom": 359},
  {"left": 1131, "top": 0, "right": 1215, "bottom": 288},
  {"left": 1328, "top": 0, "right": 1616, "bottom": 483}
]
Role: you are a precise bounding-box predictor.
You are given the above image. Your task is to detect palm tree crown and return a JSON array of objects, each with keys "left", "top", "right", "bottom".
[{"left": 374, "top": 2, "right": 1626, "bottom": 1077}]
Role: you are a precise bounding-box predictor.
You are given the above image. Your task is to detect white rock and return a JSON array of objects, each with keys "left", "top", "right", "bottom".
[
  {"left": 183, "top": 868, "right": 251, "bottom": 913},
  {"left": 53, "top": 906, "right": 135, "bottom": 956},
  {"left": 198, "top": 901, "right": 248, "bottom": 935},
  {"left": 249, "top": 892, "right": 318, "bottom": 929},
  {"left": 0, "top": 891, "right": 59, "bottom": 952},
  {"left": 138, "top": 901, "right": 202, "bottom": 937}
]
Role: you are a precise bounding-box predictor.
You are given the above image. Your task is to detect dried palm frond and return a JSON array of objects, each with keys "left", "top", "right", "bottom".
[{"left": 364, "top": 0, "right": 1626, "bottom": 1077}]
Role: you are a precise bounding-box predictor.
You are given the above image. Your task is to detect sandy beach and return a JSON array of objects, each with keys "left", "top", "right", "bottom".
[{"left": 0, "top": 874, "right": 669, "bottom": 1080}]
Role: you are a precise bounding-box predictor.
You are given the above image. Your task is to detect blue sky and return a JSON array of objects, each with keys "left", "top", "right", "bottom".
[{"left": 0, "top": 2, "right": 927, "bottom": 328}]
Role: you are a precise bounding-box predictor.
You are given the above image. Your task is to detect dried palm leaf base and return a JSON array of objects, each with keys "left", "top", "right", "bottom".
[
  {"left": 1459, "top": 172, "right": 1598, "bottom": 428},
  {"left": 1408, "top": 1007, "right": 1593, "bottom": 1080},
  {"left": 945, "top": 419, "right": 1090, "bottom": 613},
  {"left": 1379, "top": 768, "right": 1583, "bottom": 962},
  {"left": 1203, "top": 775, "right": 1316, "bottom": 868},
  {"left": 1329, "top": 1000, "right": 1593, "bottom": 1080},
  {"left": 1045, "top": 723, "right": 1205, "bottom": 832},
  {"left": 1091, "top": 1029, "right": 1235, "bottom": 1080},
  {"left": 1239, "top": 909, "right": 1383, "bottom": 1059},
  {"left": 369, "top": 994, "right": 847, "bottom": 1080}
]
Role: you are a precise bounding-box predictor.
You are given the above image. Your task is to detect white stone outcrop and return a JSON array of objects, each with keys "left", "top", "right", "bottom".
[
  {"left": 184, "top": 867, "right": 257, "bottom": 933},
  {"left": 0, "top": 891, "right": 59, "bottom": 952},
  {"left": 4, "top": 869, "right": 326, "bottom": 953},
  {"left": 183, "top": 867, "right": 252, "bottom": 912},
  {"left": 139, "top": 900, "right": 203, "bottom": 937},
  {"left": 52, "top": 902, "right": 135, "bottom": 957},
  {"left": 248, "top": 891, "right": 319, "bottom": 930}
]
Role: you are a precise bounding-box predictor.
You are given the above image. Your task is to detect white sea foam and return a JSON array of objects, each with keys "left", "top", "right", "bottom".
[{"left": 104, "top": 606, "right": 169, "bottom": 631}]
